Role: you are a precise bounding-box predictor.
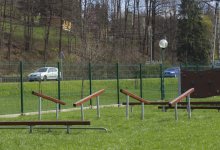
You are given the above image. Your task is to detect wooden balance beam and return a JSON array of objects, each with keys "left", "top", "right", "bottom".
[
  {"left": 120, "top": 89, "right": 151, "bottom": 104},
  {"left": 120, "top": 88, "right": 194, "bottom": 106},
  {"left": 73, "top": 89, "right": 105, "bottom": 107},
  {"left": 73, "top": 89, "right": 105, "bottom": 121},
  {"left": 32, "top": 91, "right": 66, "bottom": 105},
  {"left": 120, "top": 88, "right": 195, "bottom": 120},
  {"left": 122, "top": 102, "right": 168, "bottom": 105},
  {"left": 32, "top": 91, "right": 67, "bottom": 120}
]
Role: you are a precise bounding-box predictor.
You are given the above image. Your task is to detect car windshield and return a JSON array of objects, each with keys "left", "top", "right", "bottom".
[
  {"left": 36, "top": 68, "right": 47, "bottom": 72},
  {"left": 166, "top": 68, "right": 178, "bottom": 71}
]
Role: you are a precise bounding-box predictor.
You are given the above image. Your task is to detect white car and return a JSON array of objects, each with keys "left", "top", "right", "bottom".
[{"left": 28, "top": 67, "right": 60, "bottom": 81}]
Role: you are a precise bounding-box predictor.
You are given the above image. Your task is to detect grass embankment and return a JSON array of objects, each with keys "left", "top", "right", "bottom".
[{"left": 0, "top": 106, "right": 219, "bottom": 150}]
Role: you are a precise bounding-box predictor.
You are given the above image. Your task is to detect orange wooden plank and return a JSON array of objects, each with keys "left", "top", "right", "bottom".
[
  {"left": 169, "top": 88, "right": 194, "bottom": 106},
  {"left": 32, "top": 91, "right": 66, "bottom": 105},
  {"left": 120, "top": 89, "right": 152, "bottom": 104},
  {"left": 73, "top": 89, "right": 105, "bottom": 107}
]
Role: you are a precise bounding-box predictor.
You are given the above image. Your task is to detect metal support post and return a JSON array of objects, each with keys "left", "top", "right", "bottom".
[
  {"left": 140, "top": 64, "right": 143, "bottom": 98},
  {"left": 159, "top": 38, "right": 168, "bottom": 113},
  {"left": 160, "top": 64, "right": 165, "bottom": 112},
  {"left": 58, "top": 62, "right": 61, "bottom": 110},
  {"left": 38, "top": 81, "right": 42, "bottom": 120},
  {"left": 141, "top": 102, "right": 144, "bottom": 120},
  {"left": 20, "top": 61, "right": 24, "bottom": 114},
  {"left": 38, "top": 97, "right": 42, "bottom": 120},
  {"left": 116, "top": 63, "right": 120, "bottom": 106},
  {"left": 56, "top": 103, "right": 59, "bottom": 120},
  {"left": 81, "top": 104, "right": 84, "bottom": 121},
  {"left": 67, "top": 125, "right": 70, "bottom": 134},
  {"left": 89, "top": 63, "right": 92, "bottom": 106},
  {"left": 187, "top": 95, "right": 191, "bottom": 119},
  {"left": 175, "top": 103, "right": 178, "bottom": 121},
  {"left": 96, "top": 96, "right": 100, "bottom": 118},
  {"left": 29, "top": 126, "right": 33, "bottom": 133},
  {"left": 126, "top": 95, "right": 129, "bottom": 119}
]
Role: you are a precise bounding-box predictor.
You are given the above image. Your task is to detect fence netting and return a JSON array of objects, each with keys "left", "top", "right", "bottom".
[{"left": 0, "top": 62, "right": 179, "bottom": 115}]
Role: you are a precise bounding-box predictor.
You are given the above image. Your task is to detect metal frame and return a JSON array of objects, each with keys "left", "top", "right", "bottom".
[
  {"left": 126, "top": 95, "right": 129, "bottom": 119},
  {"left": 0, "top": 125, "right": 107, "bottom": 134}
]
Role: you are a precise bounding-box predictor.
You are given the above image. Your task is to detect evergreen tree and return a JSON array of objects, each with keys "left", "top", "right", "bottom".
[{"left": 177, "top": 0, "right": 211, "bottom": 65}]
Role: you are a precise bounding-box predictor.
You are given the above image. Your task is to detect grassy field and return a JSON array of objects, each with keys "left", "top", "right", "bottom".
[
  {"left": 0, "top": 106, "right": 220, "bottom": 150},
  {"left": 0, "top": 78, "right": 179, "bottom": 115},
  {"left": 1, "top": 78, "right": 220, "bottom": 149}
]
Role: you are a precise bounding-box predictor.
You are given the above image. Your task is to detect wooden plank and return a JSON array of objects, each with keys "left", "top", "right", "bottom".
[
  {"left": 122, "top": 101, "right": 220, "bottom": 106},
  {"left": 169, "top": 88, "right": 194, "bottom": 106},
  {"left": 32, "top": 91, "right": 66, "bottom": 105},
  {"left": 122, "top": 102, "right": 168, "bottom": 105},
  {"left": 120, "top": 89, "right": 152, "bottom": 104},
  {"left": 0, "top": 120, "right": 91, "bottom": 126},
  {"left": 158, "top": 106, "right": 220, "bottom": 110},
  {"left": 73, "top": 89, "right": 105, "bottom": 107},
  {"left": 179, "top": 101, "right": 220, "bottom": 105}
]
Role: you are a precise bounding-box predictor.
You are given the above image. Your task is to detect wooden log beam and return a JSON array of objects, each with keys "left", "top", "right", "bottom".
[
  {"left": 169, "top": 88, "right": 194, "bottom": 106},
  {"left": 32, "top": 91, "right": 66, "bottom": 105},
  {"left": 120, "top": 89, "right": 152, "bottom": 104},
  {"left": 73, "top": 89, "right": 105, "bottom": 107}
]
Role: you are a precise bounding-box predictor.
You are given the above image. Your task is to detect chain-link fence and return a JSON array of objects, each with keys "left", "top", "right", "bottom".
[{"left": 0, "top": 62, "right": 179, "bottom": 115}]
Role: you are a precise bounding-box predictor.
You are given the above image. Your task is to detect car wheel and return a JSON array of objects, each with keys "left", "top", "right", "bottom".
[{"left": 43, "top": 75, "right": 47, "bottom": 81}]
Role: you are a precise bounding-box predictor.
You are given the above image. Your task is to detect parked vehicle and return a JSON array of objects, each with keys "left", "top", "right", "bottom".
[
  {"left": 28, "top": 67, "right": 60, "bottom": 81},
  {"left": 164, "top": 67, "right": 180, "bottom": 77},
  {"left": 213, "top": 61, "right": 220, "bottom": 68}
]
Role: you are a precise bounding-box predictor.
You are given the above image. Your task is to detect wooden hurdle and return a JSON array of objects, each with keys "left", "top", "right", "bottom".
[
  {"left": 32, "top": 91, "right": 66, "bottom": 120},
  {"left": 168, "top": 88, "right": 194, "bottom": 120},
  {"left": 32, "top": 91, "right": 66, "bottom": 105},
  {"left": 120, "top": 89, "right": 151, "bottom": 120},
  {"left": 73, "top": 89, "right": 105, "bottom": 121},
  {"left": 120, "top": 88, "right": 195, "bottom": 120},
  {"left": 0, "top": 91, "right": 108, "bottom": 133}
]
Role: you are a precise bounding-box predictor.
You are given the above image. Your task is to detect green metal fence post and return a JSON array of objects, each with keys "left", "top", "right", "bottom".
[
  {"left": 20, "top": 61, "right": 24, "bottom": 114},
  {"left": 89, "top": 63, "right": 92, "bottom": 106},
  {"left": 58, "top": 62, "right": 61, "bottom": 110},
  {"left": 160, "top": 64, "right": 165, "bottom": 100},
  {"left": 116, "top": 63, "right": 120, "bottom": 106},
  {"left": 160, "top": 64, "right": 165, "bottom": 112},
  {"left": 140, "top": 64, "right": 143, "bottom": 98}
]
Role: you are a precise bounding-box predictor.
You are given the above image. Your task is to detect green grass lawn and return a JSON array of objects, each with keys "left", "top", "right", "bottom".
[
  {"left": 1, "top": 77, "right": 220, "bottom": 115},
  {"left": 0, "top": 106, "right": 219, "bottom": 150},
  {"left": 1, "top": 78, "right": 220, "bottom": 149},
  {"left": 0, "top": 78, "right": 179, "bottom": 115}
]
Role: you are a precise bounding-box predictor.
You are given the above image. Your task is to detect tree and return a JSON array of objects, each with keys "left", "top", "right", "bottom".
[
  {"left": 177, "top": 0, "right": 211, "bottom": 65},
  {"left": 7, "top": 0, "right": 14, "bottom": 63}
]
